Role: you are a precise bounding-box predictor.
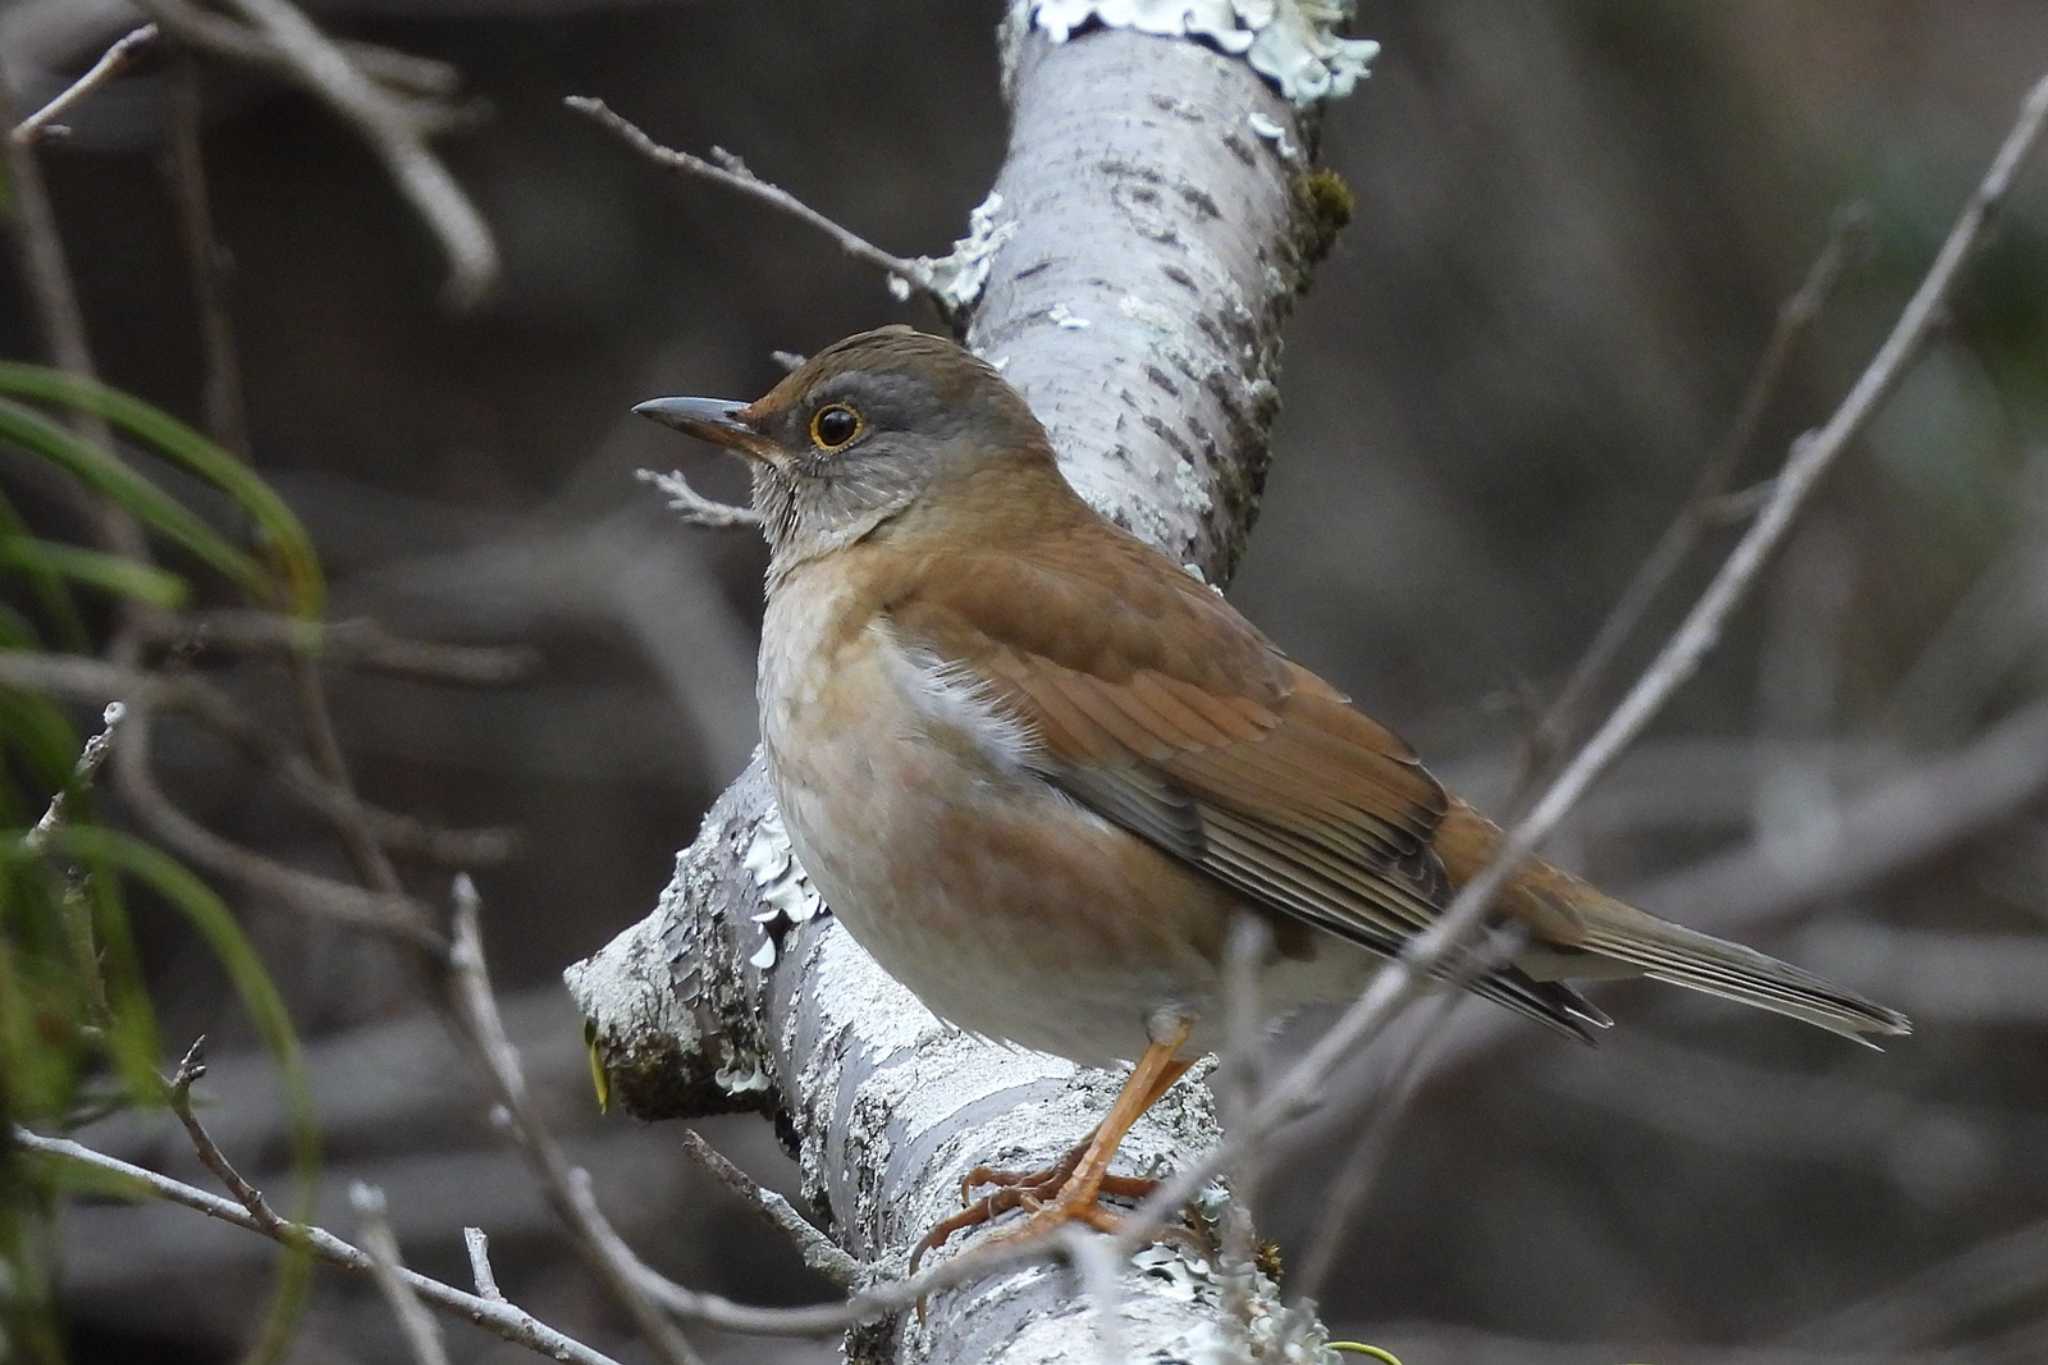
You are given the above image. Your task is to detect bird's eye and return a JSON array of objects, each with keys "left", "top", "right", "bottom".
[{"left": 809, "top": 403, "right": 864, "bottom": 453}]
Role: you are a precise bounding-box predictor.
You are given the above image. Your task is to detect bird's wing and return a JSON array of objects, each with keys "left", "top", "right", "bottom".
[{"left": 881, "top": 529, "right": 1602, "bottom": 1039}]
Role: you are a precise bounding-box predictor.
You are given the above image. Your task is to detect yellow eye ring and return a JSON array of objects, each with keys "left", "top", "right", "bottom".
[{"left": 809, "top": 403, "right": 864, "bottom": 452}]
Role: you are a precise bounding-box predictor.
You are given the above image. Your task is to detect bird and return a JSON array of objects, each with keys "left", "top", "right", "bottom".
[{"left": 633, "top": 324, "right": 1910, "bottom": 1270}]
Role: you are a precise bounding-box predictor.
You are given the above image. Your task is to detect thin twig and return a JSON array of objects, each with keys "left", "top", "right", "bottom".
[
  {"left": 1520, "top": 205, "right": 1871, "bottom": 785},
  {"left": 11, "top": 1126, "right": 622, "bottom": 1365},
  {"left": 10, "top": 24, "right": 160, "bottom": 145},
  {"left": 678, "top": 1130, "right": 861, "bottom": 1288},
  {"left": 353, "top": 1182, "right": 453, "bottom": 1365},
  {"left": 564, "top": 96, "right": 933, "bottom": 306},
  {"left": 137, "top": 0, "right": 497, "bottom": 306},
  {"left": 30, "top": 701, "right": 127, "bottom": 1025},
  {"left": 166, "top": 1036, "right": 288, "bottom": 1236},
  {"left": 463, "top": 1227, "right": 505, "bottom": 1302},
  {"left": 635, "top": 468, "right": 762, "bottom": 530},
  {"left": 444, "top": 877, "right": 709, "bottom": 1365},
  {"left": 1217, "top": 915, "right": 1270, "bottom": 1349},
  {"left": 27, "top": 701, "right": 125, "bottom": 853}
]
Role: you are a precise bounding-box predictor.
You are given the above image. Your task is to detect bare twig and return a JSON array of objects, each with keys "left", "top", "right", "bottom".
[
  {"left": 564, "top": 96, "right": 934, "bottom": 308},
  {"left": 166, "top": 1037, "right": 288, "bottom": 1237},
  {"left": 443, "top": 877, "right": 708, "bottom": 1365},
  {"left": 29, "top": 700, "right": 127, "bottom": 1025},
  {"left": 677, "top": 1130, "right": 861, "bottom": 1288},
  {"left": 10, "top": 24, "right": 160, "bottom": 144},
  {"left": 1102, "top": 64, "right": 2048, "bottom": 1271},
  {"left": 463, "top": 1227, "right": 504, "bottom": 1302},
  {"left": 635, "top": 467, "right": 762, "bottom": 531},
  {"left": 1520, "top": 205, "right": 1871, "bottom": 784},
  {"left": 352, "top": 1182, "right": 453, "bottom": 1365},
  {"left": 27, "top": 700, "right": 125, "bottom": 853},
  {"left": 136, "top": 0, "right": 497, "bottom": 307},
  {"left": 1217, "top": 915, "right": 1270, "bottom": 1347},
  {"left": 11, "top": 1126, "right": 623, "bottom": 1365}
]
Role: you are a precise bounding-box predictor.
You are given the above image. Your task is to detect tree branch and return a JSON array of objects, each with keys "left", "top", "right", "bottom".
[
  {"left": 9, "top": 1126, "right": 624, "bottom": 1365},
  {"left": 9, "top": 23, "right": 158, "bottom": 145},
  {"left": 133, "top": 0, "right": 498, "bottom": 307}
]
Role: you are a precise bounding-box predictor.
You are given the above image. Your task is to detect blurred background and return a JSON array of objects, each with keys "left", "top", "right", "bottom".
[{"left": 4, "top": 1, "right": 2047, "bottom": 1361}]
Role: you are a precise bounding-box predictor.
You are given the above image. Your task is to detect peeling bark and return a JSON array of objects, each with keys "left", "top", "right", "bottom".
[{"left": 568, "top": 14, "right": 1356, "bottom": 1363}]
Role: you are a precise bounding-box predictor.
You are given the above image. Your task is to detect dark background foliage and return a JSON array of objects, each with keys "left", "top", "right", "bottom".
[{"left": 5, "top": 1, "right": 2047, "bottom": 1360}]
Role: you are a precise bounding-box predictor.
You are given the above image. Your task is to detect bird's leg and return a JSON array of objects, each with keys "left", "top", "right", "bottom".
[
  {"left": 958, "top": 1054, "right": 1193, "bottom": 1204},
  {"left": 912, "top": 1023, "right": 1194, "bottom": 1276}
]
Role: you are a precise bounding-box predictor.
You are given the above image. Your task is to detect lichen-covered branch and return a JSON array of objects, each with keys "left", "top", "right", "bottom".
[{"left": 568, "top": 8, "right": 1368, "bottom": 1363}]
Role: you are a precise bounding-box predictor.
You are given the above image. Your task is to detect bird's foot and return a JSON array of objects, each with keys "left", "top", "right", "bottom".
[{"left": 911, "top": 1143, "right": 1160, "bottom": 1276}]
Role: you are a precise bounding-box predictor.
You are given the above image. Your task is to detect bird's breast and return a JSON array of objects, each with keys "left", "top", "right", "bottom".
[{"left": 753, "top": 566, "right": 1242, "bottom": 1065}]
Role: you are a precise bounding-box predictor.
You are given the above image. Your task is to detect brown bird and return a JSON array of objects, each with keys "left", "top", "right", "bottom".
[{"left": 635, "top": 325, "right": 1909, "bottom": 1267}]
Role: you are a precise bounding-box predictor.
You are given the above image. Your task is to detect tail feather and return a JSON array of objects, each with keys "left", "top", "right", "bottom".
[
  {"left": 1437, "top": 798, "right": 1910, "bottom": 1044},
  {"left": 1574, "top": 905, "right": 1912, "bottom": 1046}
]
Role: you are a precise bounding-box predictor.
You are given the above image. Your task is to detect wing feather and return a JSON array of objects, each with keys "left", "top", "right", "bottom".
[{"left": 882, "top": 534, "right": 1596, "bottom": 1039}]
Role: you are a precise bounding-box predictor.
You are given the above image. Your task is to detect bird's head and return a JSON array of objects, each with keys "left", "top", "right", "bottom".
[{"left": 635, "top": 326, "right": 1056, "bottom": 576}]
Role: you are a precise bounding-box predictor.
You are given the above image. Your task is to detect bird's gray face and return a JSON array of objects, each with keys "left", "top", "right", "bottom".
[{"left": 634, "top": 327, "right": 1047, "bottom": 578}]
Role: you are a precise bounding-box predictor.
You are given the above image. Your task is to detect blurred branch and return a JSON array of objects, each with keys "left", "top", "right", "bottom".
[
  {"left": 443, "top": 877, "right": 709, "bottom": 1365},
  {"left": 27, "top": 699, "right": 125, "bottom": 852},
  {"left": 134, "top": 0, "right": 497, "bottom": 307},
  {"left": 677, "top": 1129, "right": 861, "bottom": 1289},
  {"left": 9, "top": 23, "right": 158, "bottom": 145},
  {"left": 634, "top": 467, "right": 762, "bottom": 530},
  {"left": 1521, "top": 204, "right": 1870, "bottom": 784},
  {"left": 564, "top": 96, "right": 938, "bottom": 314},
  {"left": 1781, "top": 1215, "right": 2048, "bottom": 1354},
  {"left": 1645, "top": 690, "right": 2048, "bottom": 933},
  {"left": 352, "top": 1183, "right": 453, "bottom": 1365},
  {"left": 10, "top": 1125, "right": 624, "bottom": 1365}
]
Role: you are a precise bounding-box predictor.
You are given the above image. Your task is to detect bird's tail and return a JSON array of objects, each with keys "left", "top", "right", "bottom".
[
  {"left": 1438, "top": 800, "right": 1912, "bottom": 1045},
  {"left": 1563, "top": 892, "right": 1912, "bottom": 1046}
]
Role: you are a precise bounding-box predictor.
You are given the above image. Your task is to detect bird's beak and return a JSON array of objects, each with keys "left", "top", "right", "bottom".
[{"left": 632, "top": 396, "right": 785, "bottom": 468}]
